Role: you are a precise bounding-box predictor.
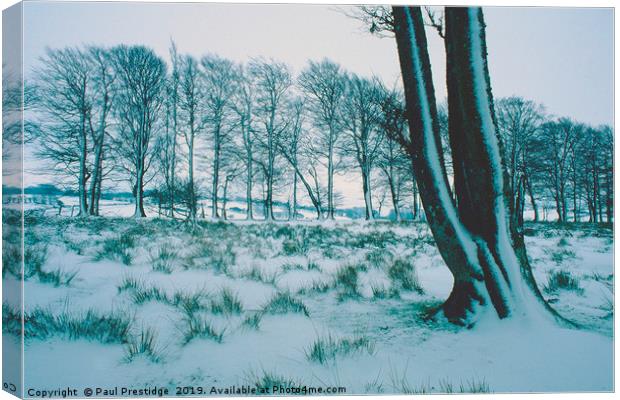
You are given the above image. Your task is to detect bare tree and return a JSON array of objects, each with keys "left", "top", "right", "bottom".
[
  {"left": 277, "top": 98, "right": 324, "bottom": 219},
  {"left": 230, "top": 65, "right": 257, "bottom": 220},
  {"left": 201, "top": 54, "right": 238, "bottom": 219},
  {"left": 86, "top": 47, "right": 115, "bottom": 216},
  {"left": 156, "top": 46, "right": 181, "bottom": 218},
  {"left": 167, "top": 41, "right": 181, "bottom": 218},
  {"left": 178, "top": 55, "right": 207, "bottom": 221},
  {"left": 376, "top": 86, "right": 410, "bottom": 221},
  {"left": 111, "top": 45, "right": 166, "bottom": 218},
  {"left": 298, "top": 59, "right": 346, "bottom": 220},
  {"left": 341, "top": 74, "right": 384, "bottom": 220},
  {"left": 34, "top": 47, "right": 93, "bottom": 216},
  {"left": 578, "top": 124, "right": 613, "bottom": 223},
  {"left": 496, "top": 96, "right": 545, "bottom": 226},
  {"left": 599, "top": 125, "right": 613, "bottom": 223},
  {"left": 538, "top": 118, "right": 580, "bottom": 222},
  {"left": 249, "top": 58, "right": 292, "bottom": 221}
]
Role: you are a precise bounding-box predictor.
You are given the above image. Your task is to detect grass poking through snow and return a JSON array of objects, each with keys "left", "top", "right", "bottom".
[
  {"left": 181, "top": 314, "right": 225, "bottom": 344},
  {"left": 245, "top": 369, "right": 304, "bottom": 391},
  {"left": 149, "top": 245, "right": 178, "bottom": 274},
  {"left": 544, "top": 270, "right": 583, "bottom": 294},
  {"left": 305, "top": 334, "right": 375, "bottom": 364},
  {"left": 210, "top": 287, "right": 243, "bottom": 315},
  {"left": 124, "top": 327, "right": 162, "bottom": 363},
  {"left": 388, "top": 259, "right": 424, "bottom": 294},
  {"left": 261, "top": 292, "right": 309, "bottom": 317},
  {"left": 333, "top": 265, "right": 361, "bottom": 300},
  {"left": 20, "top": 307, "right": 132, "bottom": 344},
  {"left": 96, "top": 232, "right": 135, "bottom": 265}
]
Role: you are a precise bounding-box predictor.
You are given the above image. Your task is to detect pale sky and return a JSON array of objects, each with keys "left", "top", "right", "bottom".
[{"left": 12, "top": 1, "right": 615, "bottom": 207}]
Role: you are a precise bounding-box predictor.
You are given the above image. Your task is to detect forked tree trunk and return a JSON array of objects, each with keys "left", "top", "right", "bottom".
[{"left": 393, "top": 6, "right": 559, "bottom": 325}]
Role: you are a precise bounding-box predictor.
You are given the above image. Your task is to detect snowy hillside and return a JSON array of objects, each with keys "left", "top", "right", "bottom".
[{"left": 3, "top": 213, "right": 613, "bottom": 394}]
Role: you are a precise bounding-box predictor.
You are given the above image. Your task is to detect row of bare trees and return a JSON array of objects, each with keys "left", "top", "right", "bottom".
[
  {"left": 29, "top": 44, "right": 417, "bottom": 221},
  {"left": 28, "top": 43, "right": 612, "bottom": 224},
  {"left": 495, "top": 97, "right": 613, "bottom": 225}
]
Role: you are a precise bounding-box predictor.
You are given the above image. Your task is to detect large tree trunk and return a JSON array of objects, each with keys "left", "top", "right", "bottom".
[{"left": 393, "top": 6, "right": 558, "bottom": 325}]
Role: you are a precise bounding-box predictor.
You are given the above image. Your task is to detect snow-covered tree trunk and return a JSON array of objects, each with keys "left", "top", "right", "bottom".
[{"left": 393, "top": 6, "right": 558, "bottom": 325}]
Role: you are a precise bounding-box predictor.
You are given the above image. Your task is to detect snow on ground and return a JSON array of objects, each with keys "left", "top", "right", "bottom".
[{"left": 2, "top": 213, "right": 613, "bottom": 395}]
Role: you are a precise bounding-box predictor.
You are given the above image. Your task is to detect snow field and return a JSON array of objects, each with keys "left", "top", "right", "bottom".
[{"left": 2, "top": 215, "right": 613, "bottom": 394}]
